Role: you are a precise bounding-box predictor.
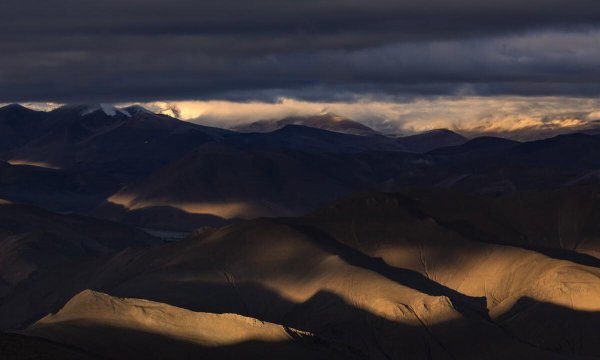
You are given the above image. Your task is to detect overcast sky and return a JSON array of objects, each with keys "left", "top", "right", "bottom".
[{"left": 2, "top": 0, "right": 600, "bottom": 103}]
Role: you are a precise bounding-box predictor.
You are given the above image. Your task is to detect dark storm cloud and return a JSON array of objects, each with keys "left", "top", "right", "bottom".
[{"left": 1, "top": 0, "right": 600, "bottom": 102}]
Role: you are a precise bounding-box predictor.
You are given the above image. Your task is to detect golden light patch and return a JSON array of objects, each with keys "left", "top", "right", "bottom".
[
  {"left": 8, "top": 159, "right": 62, "bottom": 170},
  {"left": 136, "top": 96, "right": 600, "bottom": 138},
  {"left": 107, "top": 194, "right": 263, "bottom": 219}
]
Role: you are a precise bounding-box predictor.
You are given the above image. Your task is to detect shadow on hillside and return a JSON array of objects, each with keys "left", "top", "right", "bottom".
[
  {"left": 91, "top": 201, "right": 238, "bottom": 232},
  {"left": 22, "top": 319, "right": 364, "bottom": 360},
  {"left": 274, "top": 220, "right": 489, "bottom": 320},
  {"left": 494, "top": 297, "right": 600, "bottom": 355},
  {"left": 18, "top": 290, "right": 600, "bottom": 360},
  {"left": 0, "top": 332, "right": 93, "bottom": 360},
  {"left": 439, "top": 219, "right": 600, "bottom": 269}
]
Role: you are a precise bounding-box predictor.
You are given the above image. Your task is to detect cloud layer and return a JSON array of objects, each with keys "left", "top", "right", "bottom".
[
  {"left": 6, "top": 95, "right": 600, "bottom": 139},
  {"left": 137, "top": 97, "right": 600, "bottom": 139},
  {"left": 2, "top": 0, "right": 600, "bottom": 102}
]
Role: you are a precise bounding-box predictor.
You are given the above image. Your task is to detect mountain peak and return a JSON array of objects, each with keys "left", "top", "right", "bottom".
[
  {"left": 395, "top": 128, "right": 468, "bottom": 153},
  {"left": 0, "top": 103, "right": 36, "bottom": 114},
  {"left": 124, "top": 105, "right": 154, "bottom": 116},
  {"left": 81, "top": 104, "right": 132, "bottom": 117},
  {"left": 424, "top": 128, "right": 463, "bottom": 135},
  {"left": 316, "top": 112, "right": 346, "bottom": 121},
  {"left": 234, "top": 113, "right": 378, "bottom": 136}
]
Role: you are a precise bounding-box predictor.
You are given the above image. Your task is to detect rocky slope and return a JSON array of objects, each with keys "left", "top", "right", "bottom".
[
  {"left": 24, "top": 290, "right": 358, "bottom": 360},
  {"left": 4, "top": 190, "right": 600, "bottom": 358}
]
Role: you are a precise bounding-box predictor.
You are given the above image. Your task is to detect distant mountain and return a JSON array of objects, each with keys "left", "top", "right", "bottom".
[
  {"left": 228, "top": 124, "right": 406, "bottom": 154},
  {"left": 388, "top": 133, "right": 600, "bottom": 195},
  {"left": 92, "top": 141, "right": 425, "bottom": 230},
  {"left": 123, "top": 104, "right": 155, "bottom": 116},
  {"left": 428, "top": 136, "right": 520, "bottom": 156},
  {"left": 396, "top": 129, "right": 468, "bottom": 153},
  {"left": 0, "top": 104, "right": 46, "bottom": 152},
  {"left": 461, "top": 120, "right": 600, "bottom": 142},
  {"left": 0, "top": 159, "right": 117, "bottom": 213},
  {"left": 0, "top": 105, "right": 413, "bottom": 219},
  {"left": 233, "top": 113, "right": 379, "bottom": 136},
  {"left": 5, "top": 103, "right": 600, "bottom": 227},
  {"left": 3, "top": 104, "right": 230, "bottom": 177}
]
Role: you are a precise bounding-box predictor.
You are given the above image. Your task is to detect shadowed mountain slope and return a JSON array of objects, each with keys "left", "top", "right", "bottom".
[
  {"left": 396, "top": 129, "right": 468, "bottom": 153},
  {"left": 227, "top": 124, "right": 406, "bottom": 154},
  {"left": 388, "top": 133, "right": 600, "bottom": 195},
  {"left": 91, "top": 143, "right": 428, "bottom": 230},
  {"left": 0, "top": 105, "right": 417, "bottom": 219},
  {"left": 0, "top": 160, "right": 118, "bottom": 213},
  {"left": 0, "top": 201, "right": 159, "bottom": 298},
  {"left": 8, "top": 104, "right": 600, "bottom": 226},
  {"left": 5, "top": 105, "right": 226, "bottom": 177},
  {"left": 0, "top": 332, "right": 92, "bottom": 360},
  {"left": 0, "top": 105, "right": 47, "bottom": 153},
  {"left": 428, "top": 136, "right": 520, "bottom": 156},
  {"left": 92, "top": 128, "right": 600, "bottom": 230}
]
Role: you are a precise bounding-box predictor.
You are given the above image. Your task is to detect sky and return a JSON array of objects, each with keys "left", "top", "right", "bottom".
[{"left": 2, "top": 0, "right": 600, "bottom": 133}]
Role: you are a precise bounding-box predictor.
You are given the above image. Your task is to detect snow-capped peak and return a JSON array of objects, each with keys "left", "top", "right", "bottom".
[
  {"left": 124, "top": 105, "right": 154, "bottom": 115},
  {"left": 81, "top": 104, "right": 131, "bottom": 117}
]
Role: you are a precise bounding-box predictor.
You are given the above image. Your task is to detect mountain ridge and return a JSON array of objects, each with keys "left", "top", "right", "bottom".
[{"left": 233, "top": 113, "right": 380, "bottom": 136}]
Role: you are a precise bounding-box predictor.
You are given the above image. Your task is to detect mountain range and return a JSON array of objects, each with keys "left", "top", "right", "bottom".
[
  {"left": 2, "top": 103, "right": 600, "bottom": 359},
  {"left": 4, "top": 104, "right": 600, "bottom": 230}
]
